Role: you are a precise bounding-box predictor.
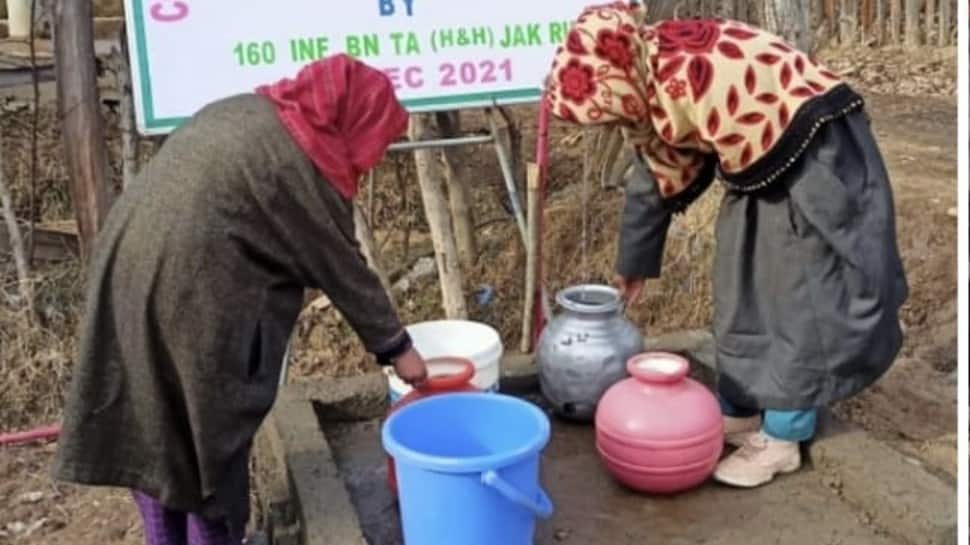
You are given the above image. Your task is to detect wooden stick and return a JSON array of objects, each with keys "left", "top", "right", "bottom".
[
  {"left": 117, "top": 26, "right": 138, "bottom": 190},
  {"left": 435, "top": 111, "right": 477, "bottom": 268},
  {"left": 53, "top": 0, "right": 113, "bottom": 260},
  {"left": 488, "top": 109, "right": 527, "bottom": 245},
  {"left": 938, "top": 0, "right": 950, "bottom": 46},
  {"left": 410, "top": 114, "right": 468, "bottom": 319},
  {"left": 889, "top": 0, "right": 901, "bottom": 44},
  {"left": 0, "top": 140, "right": 35, "bottom": 320},
  {"left": 904, "top": 0, "right": 920, "bottom": 46},
  {"left": 521, "top": 162, "right": 540, "bottom": 354},
  {"left": 924, "top": 0, "right": 936, "bottom": 45}
]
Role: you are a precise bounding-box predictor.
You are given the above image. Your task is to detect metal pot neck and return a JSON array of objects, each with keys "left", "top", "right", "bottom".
[{"left": 556, "top": 284, "right": 623, "bottom": 315}]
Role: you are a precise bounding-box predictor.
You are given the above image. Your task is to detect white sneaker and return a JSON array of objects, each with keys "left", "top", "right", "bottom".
[
  {"left": 723, "top": 415, "right": 761, "bottom": 447},
  {"left": 713, "top": 432, "right": 801, "bottom": 488}
]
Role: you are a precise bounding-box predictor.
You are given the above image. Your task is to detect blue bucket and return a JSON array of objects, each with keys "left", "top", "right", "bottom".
[{"left": 382, "top": 393, "right": 554, "bottom": 545}]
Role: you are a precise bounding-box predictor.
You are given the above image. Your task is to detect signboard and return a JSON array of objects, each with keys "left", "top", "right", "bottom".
[{"left": 123, "top": 0, "right": 594, "bottom": 135}]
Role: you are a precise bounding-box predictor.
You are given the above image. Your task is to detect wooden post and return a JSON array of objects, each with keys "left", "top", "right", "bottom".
[
  {"left": 410, "top": 114, "right": 467, "bottom": 319},
  {"left": 938, "top": 0, "right": 950, "bottom": 46},
  {"left": 762, "top": 0, "right": 814, "bottom": 52},
  {"left": 839, "top": 0, "right": 858, "bottom": 45},
  {"left": 861, "top": 0, "right": 874, "bottom": 42},
  {"left": 924, "top": 0, "right": 936, "bottom": 45},
  {"left": 904, "top": 0, "right": 921, "bottom": 46},
  {"left": 118, "top": 24, "right": 138, "bottom": 190},
  {"left": 53, "top": 0, "right": 113, "bottom": 260},
  {"left": 521, "top": 163, "right": 540, "bottom": 354},
  {"left": 435, "top": 111, "right": 477, "bottom": 268},
  {"left": 875, "top": 0, "right": 886, "bottom": 44},
  {"left": 890, "top": 0, "right": 902, "bottom": 43},
  {"left": 488, "top": 109, "right": 527, "bottom": 245}
]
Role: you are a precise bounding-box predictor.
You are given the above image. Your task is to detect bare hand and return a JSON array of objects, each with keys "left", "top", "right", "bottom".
[
  {"left": 393, "top": 347, "right": 428, "bottom": 387},
  {"left": 614, "top": 275, "right": 645, "bottom": 306}
]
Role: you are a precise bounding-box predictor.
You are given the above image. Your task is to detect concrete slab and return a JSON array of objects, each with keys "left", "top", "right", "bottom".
[
  {"left": 499, "top": 352, "right": 538, "bottom": 394},
  {"left": 257, "top": 349, "right": 954, "bottom": 545},
  {"left": 812, "top": 415, "right": 957, "bottom": 545},
  {"left": 257, "top": 392, "right": 368, "bottom": 545},
  {"left": 289, "top": 373, "right": 389, "bottom": 421},
  {"left": 323, "top": 409, "right": 902, "bottom": 545},
  {"left": 643, "top": 329, "right": 958, "bottom": 545}
]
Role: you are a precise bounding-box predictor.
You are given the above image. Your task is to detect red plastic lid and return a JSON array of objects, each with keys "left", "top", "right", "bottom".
[
  {"left": 416, "top": 357, "right": 476, "bottom": 392},
  {"left": 626, "top": 352, "right": 689, "bottom": 384}
]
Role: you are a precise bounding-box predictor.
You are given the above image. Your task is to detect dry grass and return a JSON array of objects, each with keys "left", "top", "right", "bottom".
[
  {"left": 0, "top": 94, "right": 156, "bottom": 430},
  {"left": 0, "top": 259, "right": 83, "bottom": 430}
]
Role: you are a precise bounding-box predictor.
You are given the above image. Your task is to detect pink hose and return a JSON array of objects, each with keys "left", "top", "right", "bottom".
[{"left": 0, "top": 424, "right": 61, "bottom": 446}]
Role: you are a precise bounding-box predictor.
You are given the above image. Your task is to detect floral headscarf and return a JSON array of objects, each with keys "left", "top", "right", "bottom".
[
  {"left": 545, "top": 1, "right": 850, "bottom": 205},
  {"left": 546, "top": 2, "right": 651, "bottom": 127}
]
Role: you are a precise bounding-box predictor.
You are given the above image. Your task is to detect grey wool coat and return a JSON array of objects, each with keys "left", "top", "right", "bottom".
[
  {"left": 617, "top": 110, "right": 908, "bottom": 411},
  {"left": 52, "top": 94, "right": 409, "bottom": 531}
]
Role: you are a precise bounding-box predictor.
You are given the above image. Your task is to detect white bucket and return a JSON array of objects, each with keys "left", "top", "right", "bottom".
[{"left": 385, "top": 320, "right": 503, "bottom": 403}]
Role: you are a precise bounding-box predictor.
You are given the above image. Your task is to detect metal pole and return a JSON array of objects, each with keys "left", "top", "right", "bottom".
[
  {"left": 487, "top": 109, "right": 528, "bottom": 245},
  {"left": 387, "top": 134, "right": 494, "bottom": 152}
]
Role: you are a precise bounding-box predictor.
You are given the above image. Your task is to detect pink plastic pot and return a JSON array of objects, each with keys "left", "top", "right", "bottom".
[{"left": 595, "top": 352, "right": 723, "bottom": 494}]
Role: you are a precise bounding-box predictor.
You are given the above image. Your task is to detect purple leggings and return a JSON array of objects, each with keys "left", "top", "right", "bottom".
[{"left": 131, "top": 491, "right": 243, "bottom": 545}]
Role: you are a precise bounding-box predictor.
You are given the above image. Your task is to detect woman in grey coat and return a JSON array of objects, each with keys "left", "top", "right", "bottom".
[
  {"left": 546, "top": 2, "right": 907, "bottom": 487},
  {"left": 52, "top": 54, "right": 429, "bottom": 544}
]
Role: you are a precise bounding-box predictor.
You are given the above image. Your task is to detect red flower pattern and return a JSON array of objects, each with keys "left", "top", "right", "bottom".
[
  {"left": 756, "top": 53, "right": 781, "bottom": 65},
  {"left": 687, "top": 56, "right": 714, "bottom": 100},
  {"left": 723, "top": 27, "right": 757, "bottom": 40},
  {"left": 657, "top": 56, "right": 686, "bottom": 83},
  {"left": 779, "top": 103, "right": 791, "bottom": 128},
  {"left": 594, "top": 29, "right": 635, "bottom": 69},
  {"left": 546, "top": 10, "right": 847, "bottom": 194},
  {"left": 558, "top": 59, "right": 597, "bottom": 104},
  {"left": 665, "top": 78, "right": 688, "bottom": 99},
  {"left": 558, "top": 103, "right": 578, "bottom": 123},
  {"left": 707, "top": 108, "right": 720, "bottom": 136},
  {"left": 761, "top": 122, "right": 775, "bottom": 151},
  {"left": 780, "top": 63, "right": 793, "bottom": 89},
  {"left": 717, "top": 133, "right": 745, "bottom": 146},
  {"left": 756, "top": 92, "right": 779, "bottom": 104},
  {"left": 738, "top": 112, "right": 766, "bottom": 124},
  {"left": 622, "top": 94, "right": 646, "bottom": 120},
  {"left": 566, "top": 30, "right": 587, "bottom": 54},
  {"left": 745, "top": 66, "right": 757, "bottom": 94},
  {"left": 717, "top": 41, "right": 744, "bottom": 59},
  {"left": 740, "top": 144, "right": 753, "bottom": 167},
  {"left": 726, "top": 85, "right": 740, "bottom": 115},
  {"left": 657, "top": 19, "right": 722, "bottom": 56}
]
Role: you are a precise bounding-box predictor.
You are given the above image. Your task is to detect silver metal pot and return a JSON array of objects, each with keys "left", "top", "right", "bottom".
[{"left": 537, "top": 284, "right": 644, "bottom": 421}]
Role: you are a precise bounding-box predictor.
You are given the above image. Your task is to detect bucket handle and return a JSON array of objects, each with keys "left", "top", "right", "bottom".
[{"left": 481, "top": 470, "right": 554, "bottom": 519}]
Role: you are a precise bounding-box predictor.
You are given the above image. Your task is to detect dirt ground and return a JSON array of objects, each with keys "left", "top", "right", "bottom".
[{"left": 0, "top": 46, "right": 957, "bottom": 545}]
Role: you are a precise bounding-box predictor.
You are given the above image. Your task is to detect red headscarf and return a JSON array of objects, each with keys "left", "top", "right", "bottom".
[{"left": 256, "top": 54, "right": 409, "bottom": 199}]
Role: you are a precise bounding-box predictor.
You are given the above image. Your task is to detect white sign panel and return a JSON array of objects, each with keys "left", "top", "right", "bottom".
[{"left": 124, "top": 0, "right": 594, "bottom": 135}]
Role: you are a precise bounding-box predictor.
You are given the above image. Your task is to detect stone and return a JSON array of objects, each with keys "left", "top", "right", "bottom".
[
  {"left": 499, "top": 352, "right": 538, "bottom": 394},
  {"left": 812, "top": 414, "right": 957, "bottom": 545},
  {"left": 288, "top": 373, "right": 389, "bottom": 422},
  {"left": 272, "top": 394, "right": 369, "bottom": 545}
]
